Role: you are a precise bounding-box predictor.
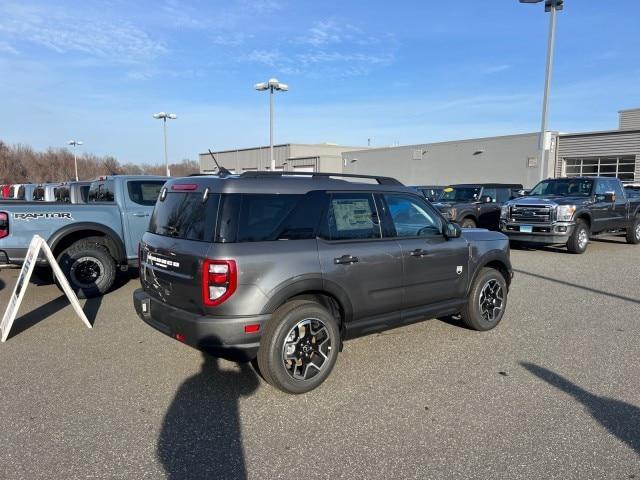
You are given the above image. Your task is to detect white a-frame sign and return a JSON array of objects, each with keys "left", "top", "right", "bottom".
[{"left": 1, "top": 235, "right": 92, "bottom": 342}]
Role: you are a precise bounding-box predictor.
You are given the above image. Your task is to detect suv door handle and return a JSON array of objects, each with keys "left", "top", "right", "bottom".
[
  {"left": 132, "top": 212, "right": 150, "bottom": 217},
  {"left": 410, "top": 249, "right": 429, "bottom": 257},
  {"left": 334, "top": 255, "right": 359, "bottom": 265}
]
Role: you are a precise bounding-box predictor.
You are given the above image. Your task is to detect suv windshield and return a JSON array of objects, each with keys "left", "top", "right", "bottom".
[
  {"left": 440, "top": 187, "right": 481, "bottom": 202},
  {"left": 529, "top": 179, "right": 593, "bottom": 197}
]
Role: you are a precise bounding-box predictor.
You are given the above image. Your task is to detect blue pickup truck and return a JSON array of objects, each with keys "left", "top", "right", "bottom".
[{"left": 0, "top": 175, "right": 167, "bottom": 297}]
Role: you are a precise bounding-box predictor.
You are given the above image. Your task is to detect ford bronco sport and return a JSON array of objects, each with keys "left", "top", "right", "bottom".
[{"left": 133, "top": 172, "right": 513, "bottom": 394}]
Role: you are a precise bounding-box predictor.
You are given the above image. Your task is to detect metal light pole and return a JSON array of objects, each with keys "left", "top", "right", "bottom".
[
  {"left": 255, "top": 78, "right": 288, "bottom": 171},
  {"left": 153, "top": 112, "right": 177, "bottom": 176},
  {"left": 67, "top": 140, "right": 83, "bottom": 181},
  {"left": 520, "top": 0, "right": 563, "bottom": 181}
]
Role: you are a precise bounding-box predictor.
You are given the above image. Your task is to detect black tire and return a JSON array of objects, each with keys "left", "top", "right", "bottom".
[
  {"left": 257, "top": 300, "right": 340, "bottom": 394},
  {"left": 461, "top": 268, "right": 508, "bottom": 331},
  {"left": 567, "top": 219, "right": 589, "bottom": 254},
  {"left": 625, "top": 215, "right": 640, "bottom": 244},
  {"left": 460, "top": 217, "right": 477, "bottom": 229},
  {"left": 56, "top": 239, "right": 117, "bottom": 298}
]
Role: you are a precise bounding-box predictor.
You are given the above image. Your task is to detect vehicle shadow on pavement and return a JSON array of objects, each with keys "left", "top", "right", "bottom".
[
  {"left": 157, "top": 352, "right": 260, "bottom": 480},
  {"left": 0, "top": 277, "right": 5, "bottom": 292},
  {"left": 513, "top": 269, "right": 640, "bottom": 305},
  {"left": 521, "top": 362, "right": 640, "bottom": 455}
]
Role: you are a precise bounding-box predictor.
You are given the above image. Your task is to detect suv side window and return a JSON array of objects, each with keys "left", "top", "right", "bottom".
[
  {"left": 482, "top": 188, "right": 497, "bottom": 202},
  {"left": 383, "top": 193, "right": 443, "bottom": 237},
  {"left": 322, "top": 193, "right": 380, "bottom": 241},
  {"left": 495, "top": 188, "right": 510, "bottom": 203},
  {"left": 605, "top": 179, "right": 624, "bottom": 198},
  {"left": 127, "top": 180, "right": 165, "bottom": 206}
]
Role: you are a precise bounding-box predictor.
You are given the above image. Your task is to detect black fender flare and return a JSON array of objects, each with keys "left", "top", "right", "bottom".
[
  {"left": 260, "top": 275, "right": 355, "bottom": 325},
  {"left": 47, "top": 222, "right": 127, "bottom": 264},
  {"left": 456, "top": 209, "right": 478, "bottom": 225},
  {"left": 574, "top": 209, "right": 592, "bottom": 229},
  {"left": 466, "top": 249, "right": 512, "bottom": 295}
]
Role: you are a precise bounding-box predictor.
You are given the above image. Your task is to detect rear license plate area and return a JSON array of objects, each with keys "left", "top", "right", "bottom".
[{"left": 520, "top": 225, "right": 533, "bottom": 233}]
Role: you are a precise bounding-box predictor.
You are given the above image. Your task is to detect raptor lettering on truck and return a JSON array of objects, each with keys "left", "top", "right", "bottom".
[{"left": 14, "top": 212, "right": 74, "bottom": 221}]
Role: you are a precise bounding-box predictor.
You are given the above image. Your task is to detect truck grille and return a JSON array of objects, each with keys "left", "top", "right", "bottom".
[{"left": 510, "top": 205, "right": 553, "bottom": 223}]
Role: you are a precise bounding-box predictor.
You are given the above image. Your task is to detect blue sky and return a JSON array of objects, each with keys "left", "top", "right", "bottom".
[{"left": 1, "top": 0, "right": 639, "bottom": 165}]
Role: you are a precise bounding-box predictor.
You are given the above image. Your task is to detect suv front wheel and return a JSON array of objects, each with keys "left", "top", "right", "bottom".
[
  {"left": 257, "top": 300, "right": 340, "bottom": 394},
  {"left": 460, "top": 268, "right": 508, "bottom": 331}
]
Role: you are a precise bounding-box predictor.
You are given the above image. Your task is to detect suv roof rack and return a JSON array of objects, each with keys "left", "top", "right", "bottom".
[{"left": 239, "top": 171, "right": 404, "bottom": 186}]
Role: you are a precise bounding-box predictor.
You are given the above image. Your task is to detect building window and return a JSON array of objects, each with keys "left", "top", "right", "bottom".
[{"left": 563, "top": 156, "right": 636, "bottom": 183}]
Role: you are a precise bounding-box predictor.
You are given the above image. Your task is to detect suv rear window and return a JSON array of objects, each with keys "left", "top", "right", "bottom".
[{"left": 149, "top": 192, "right": 220, "bottom": 242}]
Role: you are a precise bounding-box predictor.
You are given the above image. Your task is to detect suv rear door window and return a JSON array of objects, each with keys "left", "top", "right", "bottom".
[
  {"left": 236, "top": 194, "right": 301, "bottom": 242},
  {"left": 128, "top": 180, "right": 165, "bottom": 206},
  {"left": 149, "top": 192, "right": 220, "bottom": 242},
  {"left": 323, "top": 193, "right": 380, "bottom": 241},
  {"left": 383, "top": 193, "right": 442, "bottom": 237}
]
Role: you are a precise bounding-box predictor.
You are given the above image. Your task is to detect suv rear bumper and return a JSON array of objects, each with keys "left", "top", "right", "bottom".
[
  {"left": 133, "top": 288, "right": 270, "bottom": 362},
  {"left": 500, "top": 221, "right": 575, "bottom": 245}
]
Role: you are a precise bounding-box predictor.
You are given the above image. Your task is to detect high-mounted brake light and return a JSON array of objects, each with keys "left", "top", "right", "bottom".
[
  {"left": 171, "top": 183, "right": 198, "bottom": 191},
  {"left": 202, "top": 259, "right": 237, "bottom": 306},
  {"left": 0, "top": 212, "right": 9, "bottom": 239}
]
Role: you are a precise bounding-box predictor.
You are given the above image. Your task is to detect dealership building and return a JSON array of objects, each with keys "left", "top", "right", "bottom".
[{"left": 199, "top": 108, "right": 640, "bottom": 188}]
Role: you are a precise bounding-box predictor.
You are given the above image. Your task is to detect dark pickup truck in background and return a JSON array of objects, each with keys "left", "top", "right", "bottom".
[
  {"left": 500, "top": 176, "right": 640, "bottom": 253},
  {"left": 433, "top": 183, "right": 524, "bottom": 230}
]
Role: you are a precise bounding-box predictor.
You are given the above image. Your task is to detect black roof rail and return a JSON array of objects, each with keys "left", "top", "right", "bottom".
[{"left": 239, "top": 171, "right": 404, "bottom": 186}]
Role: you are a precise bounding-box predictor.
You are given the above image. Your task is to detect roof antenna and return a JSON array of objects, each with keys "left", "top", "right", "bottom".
[{"left": 208, "top": 149, "right": 232, "bottom": 176}]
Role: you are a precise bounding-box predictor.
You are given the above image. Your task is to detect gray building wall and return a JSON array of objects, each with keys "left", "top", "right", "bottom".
[
  {"left": 342, "top": 133, "right": 556, "bottom": 189},
  {"left": 556, "top": 129, "right": 640, "bottom": 183},
  {"left": 619, "top": 108, "right": 640, "bottom": 130},
  {"left": 199, "top": 144, "right": 363, "bottom": 174}
]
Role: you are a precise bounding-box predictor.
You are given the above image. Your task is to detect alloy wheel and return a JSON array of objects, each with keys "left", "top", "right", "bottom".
[
  {"left": 478, "top": 279, "right": 504, "bottom": 323},
  {"left": 282, "top": 318, "right": 332, "bottom": 381}
]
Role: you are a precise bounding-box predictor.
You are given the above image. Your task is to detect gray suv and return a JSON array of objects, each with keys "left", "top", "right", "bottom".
[{"left": 133, "top": 172, "right": 513, "bottom": 394}]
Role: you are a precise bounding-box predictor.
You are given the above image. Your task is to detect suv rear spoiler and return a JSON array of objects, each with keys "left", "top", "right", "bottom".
[{"left": 239, "top": 171, "right": 404, "bottom": 186}]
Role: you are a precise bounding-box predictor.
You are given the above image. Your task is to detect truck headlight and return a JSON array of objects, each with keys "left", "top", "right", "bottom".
[
  {"left": 556, "top": 205, "right": 576, "bottom": 222},
  {"left": 500, "top": 205, "right": 509, "bottom": 219}
]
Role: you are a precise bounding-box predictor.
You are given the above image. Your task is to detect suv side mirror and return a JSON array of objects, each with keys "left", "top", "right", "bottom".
[
  {"left": 604, "top": 191, "right": 616, "bottom": 203},
  {"left": 444, "top": 222, "right": 461, "bottom": 239},
  {"left": 480, "top": 195, "right": 493, "bottom": 204}
]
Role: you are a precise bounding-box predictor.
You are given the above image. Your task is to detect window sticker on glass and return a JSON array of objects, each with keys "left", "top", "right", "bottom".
[{"left": 332, "top": 199, "right": 373, "bottom": 231}]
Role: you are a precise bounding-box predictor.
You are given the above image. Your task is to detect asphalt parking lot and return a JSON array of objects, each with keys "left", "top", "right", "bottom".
[{"left": 0, "top": 238, "right": 638, "bottom": 480}]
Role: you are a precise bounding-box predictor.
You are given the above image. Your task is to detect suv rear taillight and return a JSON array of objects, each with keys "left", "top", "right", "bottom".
[
  {"left": 202, "top": 259, "right": 237, "bottom": 306},
  {"left": 0, "top": 212, "right": 8, "bottom": 239}
]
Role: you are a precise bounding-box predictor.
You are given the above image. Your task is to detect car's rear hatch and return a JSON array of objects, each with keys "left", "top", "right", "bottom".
[{"left": 139, "top": 181, "right": 221, "bottom": 314}]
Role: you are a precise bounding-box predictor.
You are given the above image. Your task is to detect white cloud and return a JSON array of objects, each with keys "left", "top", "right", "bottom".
[
  {"left": 0, "top": 2, "right": 167, "bottom": 64},
  {"left": 481, "top": 64, "right": 512, "bottom": 75},
  {"left": 0, "top": 41, "right": 18, "bottom": 55}
]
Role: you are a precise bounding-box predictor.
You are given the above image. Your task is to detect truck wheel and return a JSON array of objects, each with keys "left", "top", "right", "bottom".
[
  {"left": 56, "top": 240, "right": 117, "bottom": 298},
  {"left": 567, "top": 219, "right": 589, "bottom": 254},
  {"left": 460, "top": 267, "right": 508, "bottom": 331},
  {"left": 625, "top": 215, "right": 640, "bottom": 244},
  {"left": 257, "top": 300, "right": 340, "bottom": 394},
  {"left": 460, "top": 218, "right": 477, "bottom": 229}
]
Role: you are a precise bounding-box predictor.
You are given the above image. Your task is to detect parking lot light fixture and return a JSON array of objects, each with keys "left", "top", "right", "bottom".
[
  {"left": 153, "top": 112, "right": 177, "bottom": 177},
  {"left": 255, "top": 78, "right": 288, "bottom": 171},
  {"left": 520, "top": 0, "right": 564, "bottom": 181},
  {"left": 67, "top": 140, "right": 83, "bottom": 181}
]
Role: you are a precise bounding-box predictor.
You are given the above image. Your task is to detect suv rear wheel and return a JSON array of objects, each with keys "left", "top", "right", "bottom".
[
  {"left": 460, "top": 268, "right": 508, "bottom": 331},
  {"left": 257, "top": 300, "right": 340, "bottom": 394},
  {"left": 56, "top": 238, "right": 117, "bottom": 298}
]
